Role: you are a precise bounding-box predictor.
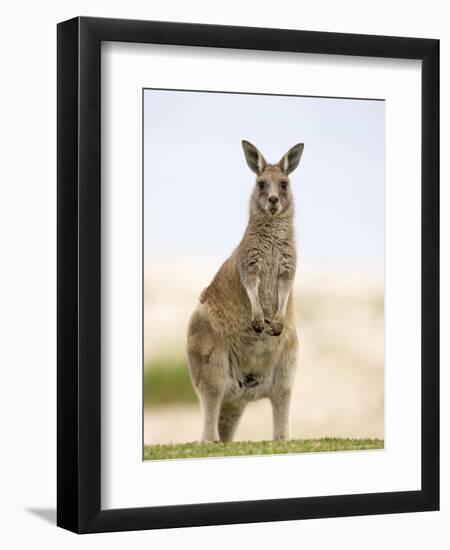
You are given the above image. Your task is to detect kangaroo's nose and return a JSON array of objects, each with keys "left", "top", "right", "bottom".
[{"left": 268, "top": 195, "right": 279, "bottom": 204}]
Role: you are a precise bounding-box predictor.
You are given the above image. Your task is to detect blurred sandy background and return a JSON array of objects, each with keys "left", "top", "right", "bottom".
[{"left": 143, "top": 259, "right": 384, "bottom": 445}]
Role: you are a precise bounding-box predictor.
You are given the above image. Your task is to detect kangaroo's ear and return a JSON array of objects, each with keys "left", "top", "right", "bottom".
[
  {"left": 242, "top": 140, "right": 267, "bottom": 175},
  {"left": 278, "top": 143, "right": 304, "bottom": 175}
]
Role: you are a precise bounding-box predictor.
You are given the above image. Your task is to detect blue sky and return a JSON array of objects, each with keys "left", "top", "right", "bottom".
[{"left": 144, "top": 89, "right": 384, "bottom": 267}]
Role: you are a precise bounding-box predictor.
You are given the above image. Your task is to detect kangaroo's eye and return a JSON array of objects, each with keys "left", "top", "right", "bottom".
[
  {"left": 258, "top": 180, "right": 266, "bottom": 190},
  {"left": 280, "top": 180, "right": 288, "bottom": 190}
]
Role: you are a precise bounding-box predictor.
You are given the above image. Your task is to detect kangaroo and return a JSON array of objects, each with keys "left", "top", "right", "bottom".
[{"left": 187, "top": 140, "right": 304, "bottom": 442}]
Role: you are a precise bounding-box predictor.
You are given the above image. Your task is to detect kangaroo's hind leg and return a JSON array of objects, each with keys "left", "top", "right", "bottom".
[
  {"left": 270, "top": 331, "right": 298, "bottom": 440},
  {"left": 199, "top": 387, "right": 224, "bottom": 442},
  {"left": 187, "top": 311, "right": 230, "bottom": 441},
  {"left": 219, "top": 400, "right": 246, "bottom": 442},
  {"left": 190, "top": 347, "right": 229, "bottom": 442}
]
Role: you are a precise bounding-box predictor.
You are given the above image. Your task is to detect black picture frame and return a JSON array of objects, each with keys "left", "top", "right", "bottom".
[{"left": 57, "top": 16, "right": 439, "bottom": 533}]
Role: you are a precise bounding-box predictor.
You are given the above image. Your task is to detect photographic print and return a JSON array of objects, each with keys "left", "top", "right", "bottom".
[{"left": 143, "top": 88, "right": 385, "bottom": 460}]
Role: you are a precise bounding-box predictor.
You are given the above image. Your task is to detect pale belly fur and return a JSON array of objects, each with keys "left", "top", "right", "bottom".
[{"left": 225, "top": 327, "right": 288, "bottom": 404}]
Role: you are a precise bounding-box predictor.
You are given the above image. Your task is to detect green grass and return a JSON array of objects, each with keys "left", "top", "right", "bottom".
[
  {"left": 144, "top": 358, "right": 197, "bottom": 406},
  {"left": 144, "top": 438, "right": 384, "bottom": 460}
]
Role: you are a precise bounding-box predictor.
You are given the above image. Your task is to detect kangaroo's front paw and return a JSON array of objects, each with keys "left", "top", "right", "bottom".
[
  {"left": 251, "top": 314, "right": 265, "bottom": 333},
  {"left": 269, "top": 318, "right": 284, "bottom": 336}
]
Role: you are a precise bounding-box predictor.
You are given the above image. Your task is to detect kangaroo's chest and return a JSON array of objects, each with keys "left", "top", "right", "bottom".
[{"left": 257, "top": 241, "right": 290, "bottom": 316}]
